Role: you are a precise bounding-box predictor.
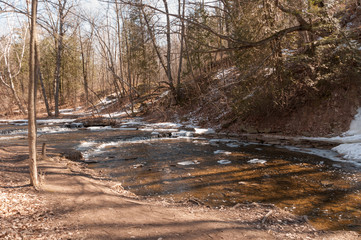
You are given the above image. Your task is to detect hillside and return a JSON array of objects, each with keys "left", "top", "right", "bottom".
[
  {"left": 145, "top": 65, "right": 361, "bottom": 138},
  {"left": 142, "top": 3, "right": 361, "bottom": 138}
]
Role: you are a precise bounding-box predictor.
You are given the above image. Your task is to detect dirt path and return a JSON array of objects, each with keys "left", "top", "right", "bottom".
[{"left": 1, "top": 144, "right": 360, "bottom": 239}]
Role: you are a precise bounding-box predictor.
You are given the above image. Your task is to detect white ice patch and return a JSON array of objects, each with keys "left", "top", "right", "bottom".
[
  {"left": 177, "top": 160, "right": 200, "bottom": 166},
  {"left": 217, "top": 160, "right": 231, "bottom": 165},
  {"left": 145, "top": 122, "right": 182, "bottom": 129},
  {"left": 1, "top": 126, "right": 78, "bottom": 136},
  {"left": 37, "top": 127, "right": 78, "bottom": 134},
  {"left": 171, "top": 131, "right": 193, "bottom": 138},
  {"left": 88, "top": 126, "right": 113, "bottom": 131},
  {"left": 195, "top": 128, "right": 216, "bottom": 134},
  {"left": 214, "top": 150, "right": 232, "bottom": 155},
  {"left": 37, "top": 119, "right": 76, "bottom": 125},
  {"left": 280, "top": 145, "right": 350, "bottom": 164},
  {"left": 0, "top": 136, "right": 23, "bottom": 140},
  {"left": 248, "top": 158, "right": 267, "bottom": 164},
  {"left": 76, "top": 141, "right": 97, "bottom": 151}
]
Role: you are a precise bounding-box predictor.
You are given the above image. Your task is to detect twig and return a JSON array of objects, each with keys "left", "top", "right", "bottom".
[{"left": 262, "top": 210, "right": 273, "bottom": 225}]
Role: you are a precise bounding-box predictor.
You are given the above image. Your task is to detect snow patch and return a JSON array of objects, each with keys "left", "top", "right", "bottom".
[
  {"left": 102, "top": 111, "right": 128, "bottom": 118},
  {"left": 298, "top": 107, "right": 361, "bottom": 166},
  {"left": 332, "top": 144, "right": 361, "bottom": 166}
]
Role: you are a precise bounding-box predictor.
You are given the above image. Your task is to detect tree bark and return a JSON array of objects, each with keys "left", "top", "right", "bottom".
[{"left": 28, "top": 0, "right": 39, "bottom": 189}]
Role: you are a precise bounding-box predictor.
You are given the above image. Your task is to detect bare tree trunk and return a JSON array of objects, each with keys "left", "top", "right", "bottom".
[
  {"left": 28, "top": 0, "right": 39, "bottom": 189},
  {"left": 0, "top": 35, "right": 27, "bottom": 114},
  {"left": 176, "top": 0, "right": 186, "bottom": 101},
  {"left": 9, "top": 78, "right": 26, "bottom": 114},
  {"left": 54, "top": 0, "right": 66, "bottom": 117},
  {"left": 35, "top": 43, "right": 52, "bottom": 117},
  {"left": 162, "top": 0, "right": 177, "bottom": 101},
  {"left": 115, "top": 0, "right": 127, "bottom": 96},
  {"left": 79, "top": 28, "right": 90, "bottom": 109}
]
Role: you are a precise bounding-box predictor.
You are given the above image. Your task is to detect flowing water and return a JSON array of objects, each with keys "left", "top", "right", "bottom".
[{"left": 0, "top": 118, "right": 360, "bottom": 232}]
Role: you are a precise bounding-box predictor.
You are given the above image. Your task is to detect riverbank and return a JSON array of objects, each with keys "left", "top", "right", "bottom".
[{"left": 0, "top": 142, "right": 360, "bottom": 239}]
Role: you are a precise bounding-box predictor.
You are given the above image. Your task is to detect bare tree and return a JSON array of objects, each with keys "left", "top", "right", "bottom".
[
  {"left": 28, "top": 0, "right": 39, "bottom": 189},
  {"left": 0, "top": 27, "right": 28, "bottom": 114}
]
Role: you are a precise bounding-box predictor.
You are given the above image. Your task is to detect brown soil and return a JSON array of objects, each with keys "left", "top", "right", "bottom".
[{"left": 1, "top": 144, "right": 360, "bottom": 239}]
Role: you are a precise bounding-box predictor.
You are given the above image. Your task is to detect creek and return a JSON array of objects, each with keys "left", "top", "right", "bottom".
[{"left": 0, "top": 117, "right": 360, "bottom": 232}]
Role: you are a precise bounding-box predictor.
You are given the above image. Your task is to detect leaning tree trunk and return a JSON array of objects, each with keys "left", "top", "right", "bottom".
[{"left": 28, "top": 0, "right": 39, "bottom": 189}]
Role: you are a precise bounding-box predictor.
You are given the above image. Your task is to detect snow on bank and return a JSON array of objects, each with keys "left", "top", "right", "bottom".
[
  {"left": 327, "top": 108, "right": 361, "bottom": 166},
  {"left": 300, "top": 107, "right": 361, "bottom": 167}
]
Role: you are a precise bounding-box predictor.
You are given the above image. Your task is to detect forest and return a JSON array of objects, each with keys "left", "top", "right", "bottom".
[
  {"left": 0, "top": 0, "right": 359, "bottom": 117},
  {"left": 0, "top": 0, "right": 361, "bottom": 239}
]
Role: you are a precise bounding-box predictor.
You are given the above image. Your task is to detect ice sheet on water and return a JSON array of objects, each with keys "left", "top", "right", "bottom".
[
  {"left": 217, "top": 160, "right": 231, "bottom": 165},
  {"left": 214, "top": 150, "right": 232, "bottom": 155},
  {"left": 194, "top": 128, "right": 216, "bottom": 134},
  {"left": 248, "top": 159, "right": 267, "bottom": 164},
  {"left": 0, "top": 126, "right": 78, "bottom": 136},
  {"left": 39, "top": 119, "right": 76, "bottom": 124},
  {"left": 76, "top": 141, "right": 97, "bottom": 151},
  {"left": 171, "top": 131, "right": 193, "bottom": 138},
  {"left": 177, "top": 160, "right": 200, "bottom": 165},
  {"left": 38, "top": 127, "right": 78, "bottom": 134},
  {"left": 8, "top": 118, "right": 77, "bottom": 126},
  {"left": 88, "top": 126, "right": 113, "bottom": 131},
  {"left": 144, "top": 122, "right": 182, "bottom": 129}
]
